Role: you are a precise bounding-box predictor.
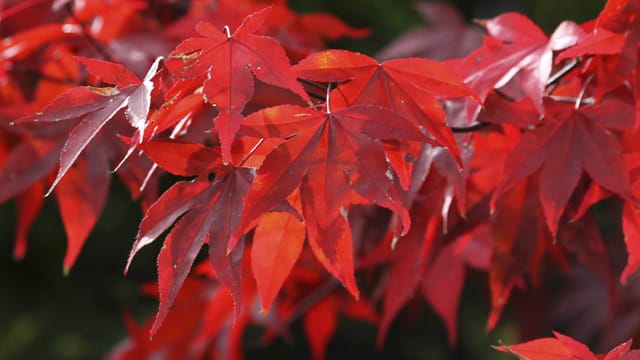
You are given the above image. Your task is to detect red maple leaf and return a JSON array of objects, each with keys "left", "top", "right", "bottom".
[
  {"left": 492, "top": 94, "right": 635, "bottom": 237},
  {"left": 448, "top": 13, "right": 585, "bottom": 120},
  {"left": 498, "top": 332, "right": 640, "bottom": 360},
  {"left": 292, "top": 49, "right": 475, "bottom": 164},
  {"left": 166, "top": 6, "right": 309, "bottom": 163},
  {"left": 232, "top": 103, "right": 429, "bottom": 297},
  {"left": 126, "top": 165, "right": 253, "bottom": 335},
  {"left": 251, "top": 204, "right": 306, "bottom": 312},
  {"left": 15, "top": 56, "right": 162, "bottom": 195}
]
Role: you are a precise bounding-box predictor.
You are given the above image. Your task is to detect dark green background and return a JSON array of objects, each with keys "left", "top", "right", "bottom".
[{"left": 0, "top": 0, "right": 604, "bottom": 358}]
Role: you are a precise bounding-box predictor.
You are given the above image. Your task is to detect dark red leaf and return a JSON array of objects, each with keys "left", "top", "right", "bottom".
[{"left": 56, "top": 145, "right": 110, "bottom": 273}]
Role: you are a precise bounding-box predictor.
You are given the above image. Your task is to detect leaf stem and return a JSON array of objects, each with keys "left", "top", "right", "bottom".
[
  {"left": 326, "top": 83, "right": 332, "bottom": 114},
  {"left": 450, "top": 122, "right": 491, "bottom": 133},
  {"left": 548, "top": 95, "right": 594, "bottom": 106},
  {"left": 575, "top": 74, "right": 595, "bottom": 110},
  {"left": 547, "top": 58, "right": 581, "bottom": 87}
]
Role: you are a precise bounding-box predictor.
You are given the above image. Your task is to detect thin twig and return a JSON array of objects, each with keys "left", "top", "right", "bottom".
[
  {"left": 546, "top": 58, "right": 581, "bottom": 87},
  {"left": 548, "top": 95, "right": 594, "bottom": 106},
  {"left": 575, "top": 74, "right": 595, "bottom": 110},
  {"left": 450, "top": 122, "right": 491, "bottom": 133}
]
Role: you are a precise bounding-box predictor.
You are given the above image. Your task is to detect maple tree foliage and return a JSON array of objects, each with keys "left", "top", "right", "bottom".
[{"left": 3, "top": 0, "right": 640, "bottom": 358}]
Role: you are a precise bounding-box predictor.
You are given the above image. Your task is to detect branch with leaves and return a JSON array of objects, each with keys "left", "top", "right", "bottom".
[{"left": 1, "top": 0, "right": 640, "bottom": 359}]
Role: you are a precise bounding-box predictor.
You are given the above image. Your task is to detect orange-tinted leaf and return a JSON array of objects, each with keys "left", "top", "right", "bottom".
[
  {"left": 139, "top": 139, "right": 221, "bottom": 176},
  {"left": 251, "top": 211, "right": 305, "bottom": 312},
  {"left": 498, "top": 335, "right": 592, "bottom": 359}
]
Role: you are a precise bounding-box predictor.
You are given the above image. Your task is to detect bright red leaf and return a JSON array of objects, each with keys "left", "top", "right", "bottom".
[
  {"left": 499, "top": 332, "right": 640, "bottom": 360},
  {"left": 234, "top": 103, "right": 429, "bottom": 296},
  {"left": 166, "top": 6, "right": 309, "bottom": 163},
  {"left": 449, "top": 13, "right": 585, "bottom": 120},
  {"left": 251, "top": 210, "right": 306, "bottom": 313},
  {"left": 293, "top": 49, "right": 476, "bottom": 164}
]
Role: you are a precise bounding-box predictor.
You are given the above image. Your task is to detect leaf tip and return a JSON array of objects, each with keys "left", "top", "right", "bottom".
[
  {"left": 390, "top": 235, "right": 400, "bottom": 250},
  {"left": 63, "top": 265, "right": 71, "bottom": 277}
]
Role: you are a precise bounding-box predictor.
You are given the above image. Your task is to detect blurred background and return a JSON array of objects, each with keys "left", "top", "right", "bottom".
[{"left": 0, "top": 0, "right": 605, "bottom": 358}]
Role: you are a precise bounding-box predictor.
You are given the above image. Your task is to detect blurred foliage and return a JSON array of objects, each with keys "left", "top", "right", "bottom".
[{"left": 0, "top": 0, "right": 605, "bottom": 359}]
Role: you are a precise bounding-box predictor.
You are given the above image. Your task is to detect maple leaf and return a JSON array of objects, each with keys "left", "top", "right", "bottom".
[
  {"left": 251, "top": 209, "right": 305, "bottom": 312},
  {"left": 233, "top": 103, "right": 428, "bottom": 296},
  {"left": 293, "top": 49, "right": 476, "bottom": 164},
  {"left": 497, "top": 332, "right": 596, "bottom": 360},
  {"left": 14, "top": 56, "right": 162, "bottom": 195},
  {"left": 492, "top": 96, "right": 634, "bottom": 237},
  {"left": 126, "top": 166, "right": 254, "bottom": 335},
  {"left": 448, "top": 13, "right": 585, "bottom": 120},
  {"left": 497, "top": 332, "right": 640, "bottom": 360},
  {"left": 166, "top": 6, "right": 309, "bottom": 164}
]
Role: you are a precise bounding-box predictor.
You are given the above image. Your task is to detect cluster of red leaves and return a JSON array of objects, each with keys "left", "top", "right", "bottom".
[
  {"left": 499, "top": 332, "right": 640, "bottom": 359},
  {"left": 2, "top": 0, "right": 640, "bottom": 358}
]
